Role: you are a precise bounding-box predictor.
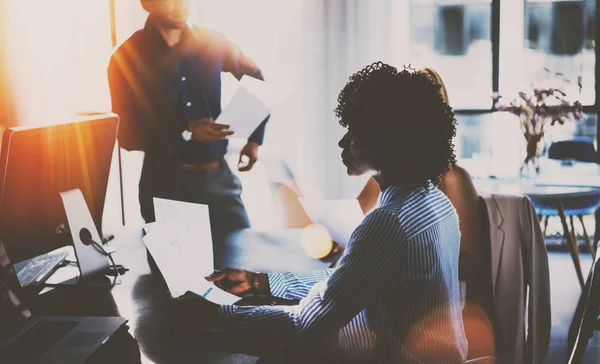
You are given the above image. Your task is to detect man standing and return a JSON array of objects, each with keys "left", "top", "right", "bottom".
[{"left": 108, "top": 0, "right": 268, "bottom": 236}]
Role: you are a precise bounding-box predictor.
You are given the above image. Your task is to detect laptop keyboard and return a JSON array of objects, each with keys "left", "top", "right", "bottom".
[
  {"left": 17, "top": 252, "right": 68, "bottom": 286},
  {"left": 2, "top": 321, "right": 78, "bottom": 360}
]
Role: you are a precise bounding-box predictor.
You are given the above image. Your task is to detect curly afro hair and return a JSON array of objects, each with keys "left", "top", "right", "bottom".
[{"left": 335, "top": 61, "right": 457, "bottom": 188}]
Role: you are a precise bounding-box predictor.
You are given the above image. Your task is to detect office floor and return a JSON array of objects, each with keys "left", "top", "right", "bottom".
[{"left": 547, "top": 251, "right": 600, "bottom": 364}]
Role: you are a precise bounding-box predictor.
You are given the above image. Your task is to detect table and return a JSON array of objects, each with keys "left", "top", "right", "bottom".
[
  {"left": 460, "top": 157, "right": 600, "bottom": 288},
  {"left": 30, "top": 228, "right": 330, "bottom": 364}
]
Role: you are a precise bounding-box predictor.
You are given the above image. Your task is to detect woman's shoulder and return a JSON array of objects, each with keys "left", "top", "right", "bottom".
[
  {"left": 441, "top": 165, "right": 478, "bottom": 197},
  {"left": 445, "top": 165, "right": 473, "bottom": 184}
]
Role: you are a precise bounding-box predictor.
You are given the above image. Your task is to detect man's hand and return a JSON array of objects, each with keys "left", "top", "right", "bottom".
[
  {"left": 172, "top": 291, "right": 220, "bottom": 328},
  {"left": 238, "top": 141, "right": 259, "bottom": 172},
  {"left": 206, "top": 268, "right": 269, "bottom": 295},
  {"left": 189, "top": 118, "right": 234, "bottom": 142}
]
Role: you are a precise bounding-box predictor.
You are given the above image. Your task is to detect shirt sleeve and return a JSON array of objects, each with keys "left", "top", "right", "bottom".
[
  {"left": 217, "top": 209, "right": 407, "bottom": 342},
  {"left": 247, "top": 115, "right": 269, "bottom": 145},
  {"left": 221, "top": 36, "right": 264, "bottom": 81},
  {"left": 268, "top": 268, "right": 335, "bottom": 300},
  {"left": 108, "top": 49, "right": 148, "bottom": 152}
]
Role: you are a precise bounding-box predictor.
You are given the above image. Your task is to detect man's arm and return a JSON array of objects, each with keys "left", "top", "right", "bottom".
[
  {"left": 221, "top": 36, "right": 264, "bottom": 82},
  {"left": 107, "top": 51, "right": 146, "bottom": 151},
  {"left": 247, "top": 116, "right": 269, "bottom": 145},
  {"left": 218, "top": 210, "right": 406, "bottom": 342}
]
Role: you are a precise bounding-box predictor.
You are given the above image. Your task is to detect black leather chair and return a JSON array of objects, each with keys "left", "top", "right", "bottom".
[{"left": 567, "top": 245, "right": 600, "bottom": 363}]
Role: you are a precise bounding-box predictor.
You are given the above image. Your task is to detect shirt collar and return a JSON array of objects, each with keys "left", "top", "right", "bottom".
[
  {"left": 379, "top": 181, "right": 435, "bottom": 206},
  {"left": 142, "top": 15, "right": 196, "bottom": 51}
]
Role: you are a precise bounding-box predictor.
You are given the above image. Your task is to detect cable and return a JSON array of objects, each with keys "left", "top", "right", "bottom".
[
  {"left": 43, "top": 238, "right": 122, "bottom": 288},
  {"left": 88, "top": 238, "right": 121, "bottom": 287}
]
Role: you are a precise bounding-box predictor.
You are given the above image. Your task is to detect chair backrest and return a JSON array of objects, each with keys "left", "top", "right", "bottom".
[
  {"left": 548, "top": 137, "right": 597, "bottom": 163},
  {"left": 567, "top": 245, "right": 600, "bottom": 364},
  {"left": 461, "top": 197, "right": 498, "bottom": 362}
]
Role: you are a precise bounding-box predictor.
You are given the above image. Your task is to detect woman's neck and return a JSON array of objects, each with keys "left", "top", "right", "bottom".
[{"left": 373, "top": 173, "right": 390, "bottom": 192}]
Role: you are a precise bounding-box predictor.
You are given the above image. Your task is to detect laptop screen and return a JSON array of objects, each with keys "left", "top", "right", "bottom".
[{"left": 0, "top": 235, "right": 31, "bottom": 339}]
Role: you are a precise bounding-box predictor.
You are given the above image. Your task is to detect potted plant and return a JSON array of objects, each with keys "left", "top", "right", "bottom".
[{"left": 492, "top": 69, "right": 583, "bottom": 177}]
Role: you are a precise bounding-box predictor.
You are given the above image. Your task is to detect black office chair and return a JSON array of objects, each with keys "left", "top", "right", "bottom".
[
  {"left": 567, "top": 245, "right": 600, "bottom": 363},
  {"left": 548, "top": 137, "right": 596, "bottom": 163}
]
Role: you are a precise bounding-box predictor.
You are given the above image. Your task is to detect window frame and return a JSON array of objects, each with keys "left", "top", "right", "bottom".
[{"left": 455, "top": 0, "right": 599, "bottom": 156}]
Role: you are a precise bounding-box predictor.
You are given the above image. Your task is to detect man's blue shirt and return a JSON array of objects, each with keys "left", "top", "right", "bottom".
[{"left": 108, "top": 15, "right": 268, "bottom": 164}]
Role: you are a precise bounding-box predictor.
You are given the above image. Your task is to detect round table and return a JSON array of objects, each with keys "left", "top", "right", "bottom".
[{"left": 460, "top": 157, "right": 600, "bottom": 288}]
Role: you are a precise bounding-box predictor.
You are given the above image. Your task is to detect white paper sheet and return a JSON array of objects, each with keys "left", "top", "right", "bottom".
[
  {"left": 216, "top": 85, "right": 270, "bottom": 140},
  {"left": 239, "top": 76, "right": 290, "bottom": 109},
  {"left": 142, "top": 217, "right": 239, "bottom": 304},
  {"left": 152, "top": 198, "right": 214, "bottom": 275},
  {"left": 143, "top": 222, "right": 156, "bottom": 234},
  {"left": 299, "top": 198, "right": 365, "bottom": 248},
  {"left": 321, "top": 200, "right": 365, "bottom": 247}
]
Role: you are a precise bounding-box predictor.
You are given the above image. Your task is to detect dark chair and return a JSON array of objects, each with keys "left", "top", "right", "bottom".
[
  {"left": 567, "top": 246, "right": 600, "bottom": 363},
  {"left": 548, "top": 137, "right": 596, "bottom": 163},
  {"left": 531, "top": 138, "right": 600, "bottom": 259}
]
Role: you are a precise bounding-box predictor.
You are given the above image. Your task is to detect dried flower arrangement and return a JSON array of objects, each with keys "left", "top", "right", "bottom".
[{"left": 492, "top": 69, "right": 583, "bottom": 175}]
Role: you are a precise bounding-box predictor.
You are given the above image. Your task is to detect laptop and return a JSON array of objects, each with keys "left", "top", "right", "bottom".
[{"left": 0, "top": 235, "right": 127, "bottom": 364}]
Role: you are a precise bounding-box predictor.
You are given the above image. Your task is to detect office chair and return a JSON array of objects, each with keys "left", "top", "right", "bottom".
[
  {"left": 547, "top": 137, "right": 596, "bottom": 163},
  {"left": 531, "top": 137, "right": 600, "bottom": 258},
  {"left": 567, "top": 245, "right": 600, "bottom": 364}
]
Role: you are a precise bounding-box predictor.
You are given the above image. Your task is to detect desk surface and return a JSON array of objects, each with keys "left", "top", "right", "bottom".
[
  {"left": 459, "top": 157, "right": 600, "bottom": 199},
  {"left": 460, "top": 157, "right": 600, "bottom": 189},
  {"left": 32, "top": 227, "right": 330, "bottom": 364}
]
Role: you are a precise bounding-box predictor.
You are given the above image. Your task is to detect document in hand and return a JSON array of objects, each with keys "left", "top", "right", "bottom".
[
  {"left": 216, "top": 84, "right": 270, "bottom": 140},
  {"left": 298, "top": 198, "right": 365, "bottom": 248},
  {"left": 142, "top": 198, "right": 239, "bottom": 305}
]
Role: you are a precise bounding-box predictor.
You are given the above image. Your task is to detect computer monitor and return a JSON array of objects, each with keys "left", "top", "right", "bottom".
[{"left": 0, "top": 114, "right": 118, "bottom": 263}]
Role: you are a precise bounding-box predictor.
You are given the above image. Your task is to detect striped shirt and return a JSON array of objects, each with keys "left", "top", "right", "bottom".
[{"left": 218, "top": 183, "right": 468, "bottom": 363}]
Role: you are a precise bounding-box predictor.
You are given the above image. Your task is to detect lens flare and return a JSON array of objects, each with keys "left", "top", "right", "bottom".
[{"left": 301, "top": 224, "right": 333, "bottom": 259}]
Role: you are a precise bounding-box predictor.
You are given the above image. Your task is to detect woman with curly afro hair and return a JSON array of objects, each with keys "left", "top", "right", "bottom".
[
  {"left": 179, "top": 62, "right": 468, "bottom": 364},
  {"left": 354, "top": 66, "right": 497, "bottom": 360}
]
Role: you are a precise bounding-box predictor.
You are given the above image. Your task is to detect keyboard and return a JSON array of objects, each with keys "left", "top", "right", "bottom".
[
  {"left": 2, "top": 321, "right": 78, "bottom": 360},
  {"left": 16, "top": 252, "right": 69, "bottom": 287}
]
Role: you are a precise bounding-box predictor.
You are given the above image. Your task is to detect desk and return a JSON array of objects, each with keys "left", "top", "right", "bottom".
[
  {"left": 461, "top": 157, "right": 600, "bottom": 288},
  {"left": 31, "top": 228, "right": 328, "bottom": 364}
]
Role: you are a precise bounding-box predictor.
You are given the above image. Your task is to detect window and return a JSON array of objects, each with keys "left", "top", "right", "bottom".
[
  {"left": 409, "top": 0, "right": 493, "bottom": 109},
  {"left": 4, "top": 0, "right": 113, "bottom": 124},
  {"left": 405, "top": 0, "right": 600, "bottom": 160},
  {"left": 500, "top": 0, "right": 596, "bottom": 105},
  {"left": 407, "top": 0, "right": 597, "bottom": 111}
]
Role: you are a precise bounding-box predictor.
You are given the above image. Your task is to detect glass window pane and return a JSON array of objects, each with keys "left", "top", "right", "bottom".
[
  {"left": 409, "top": 0, "right": 493, "bottom": 109},
  {"left": 505, "top": 0, "right": 595, "bottom": 105}
]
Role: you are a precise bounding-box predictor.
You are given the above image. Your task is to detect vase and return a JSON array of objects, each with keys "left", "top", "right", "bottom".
[{"left": 520, "top": 133, "right": 543, "bottom": 178}]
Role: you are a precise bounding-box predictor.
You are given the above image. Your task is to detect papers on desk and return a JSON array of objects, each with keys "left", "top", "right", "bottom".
[
  {"left": 142, "top": 198, "right": 239, "bottom": 304},
  {"left": 299, "top": 198, "right": 365, "bottom": 248},
  {"left": 216, "top": 78, "right": 270, "bottom": 140}
]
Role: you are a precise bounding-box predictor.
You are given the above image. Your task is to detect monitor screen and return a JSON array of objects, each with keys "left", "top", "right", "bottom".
[{"left": 0, "top": 114, "right": 118, "bottom": 263}]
